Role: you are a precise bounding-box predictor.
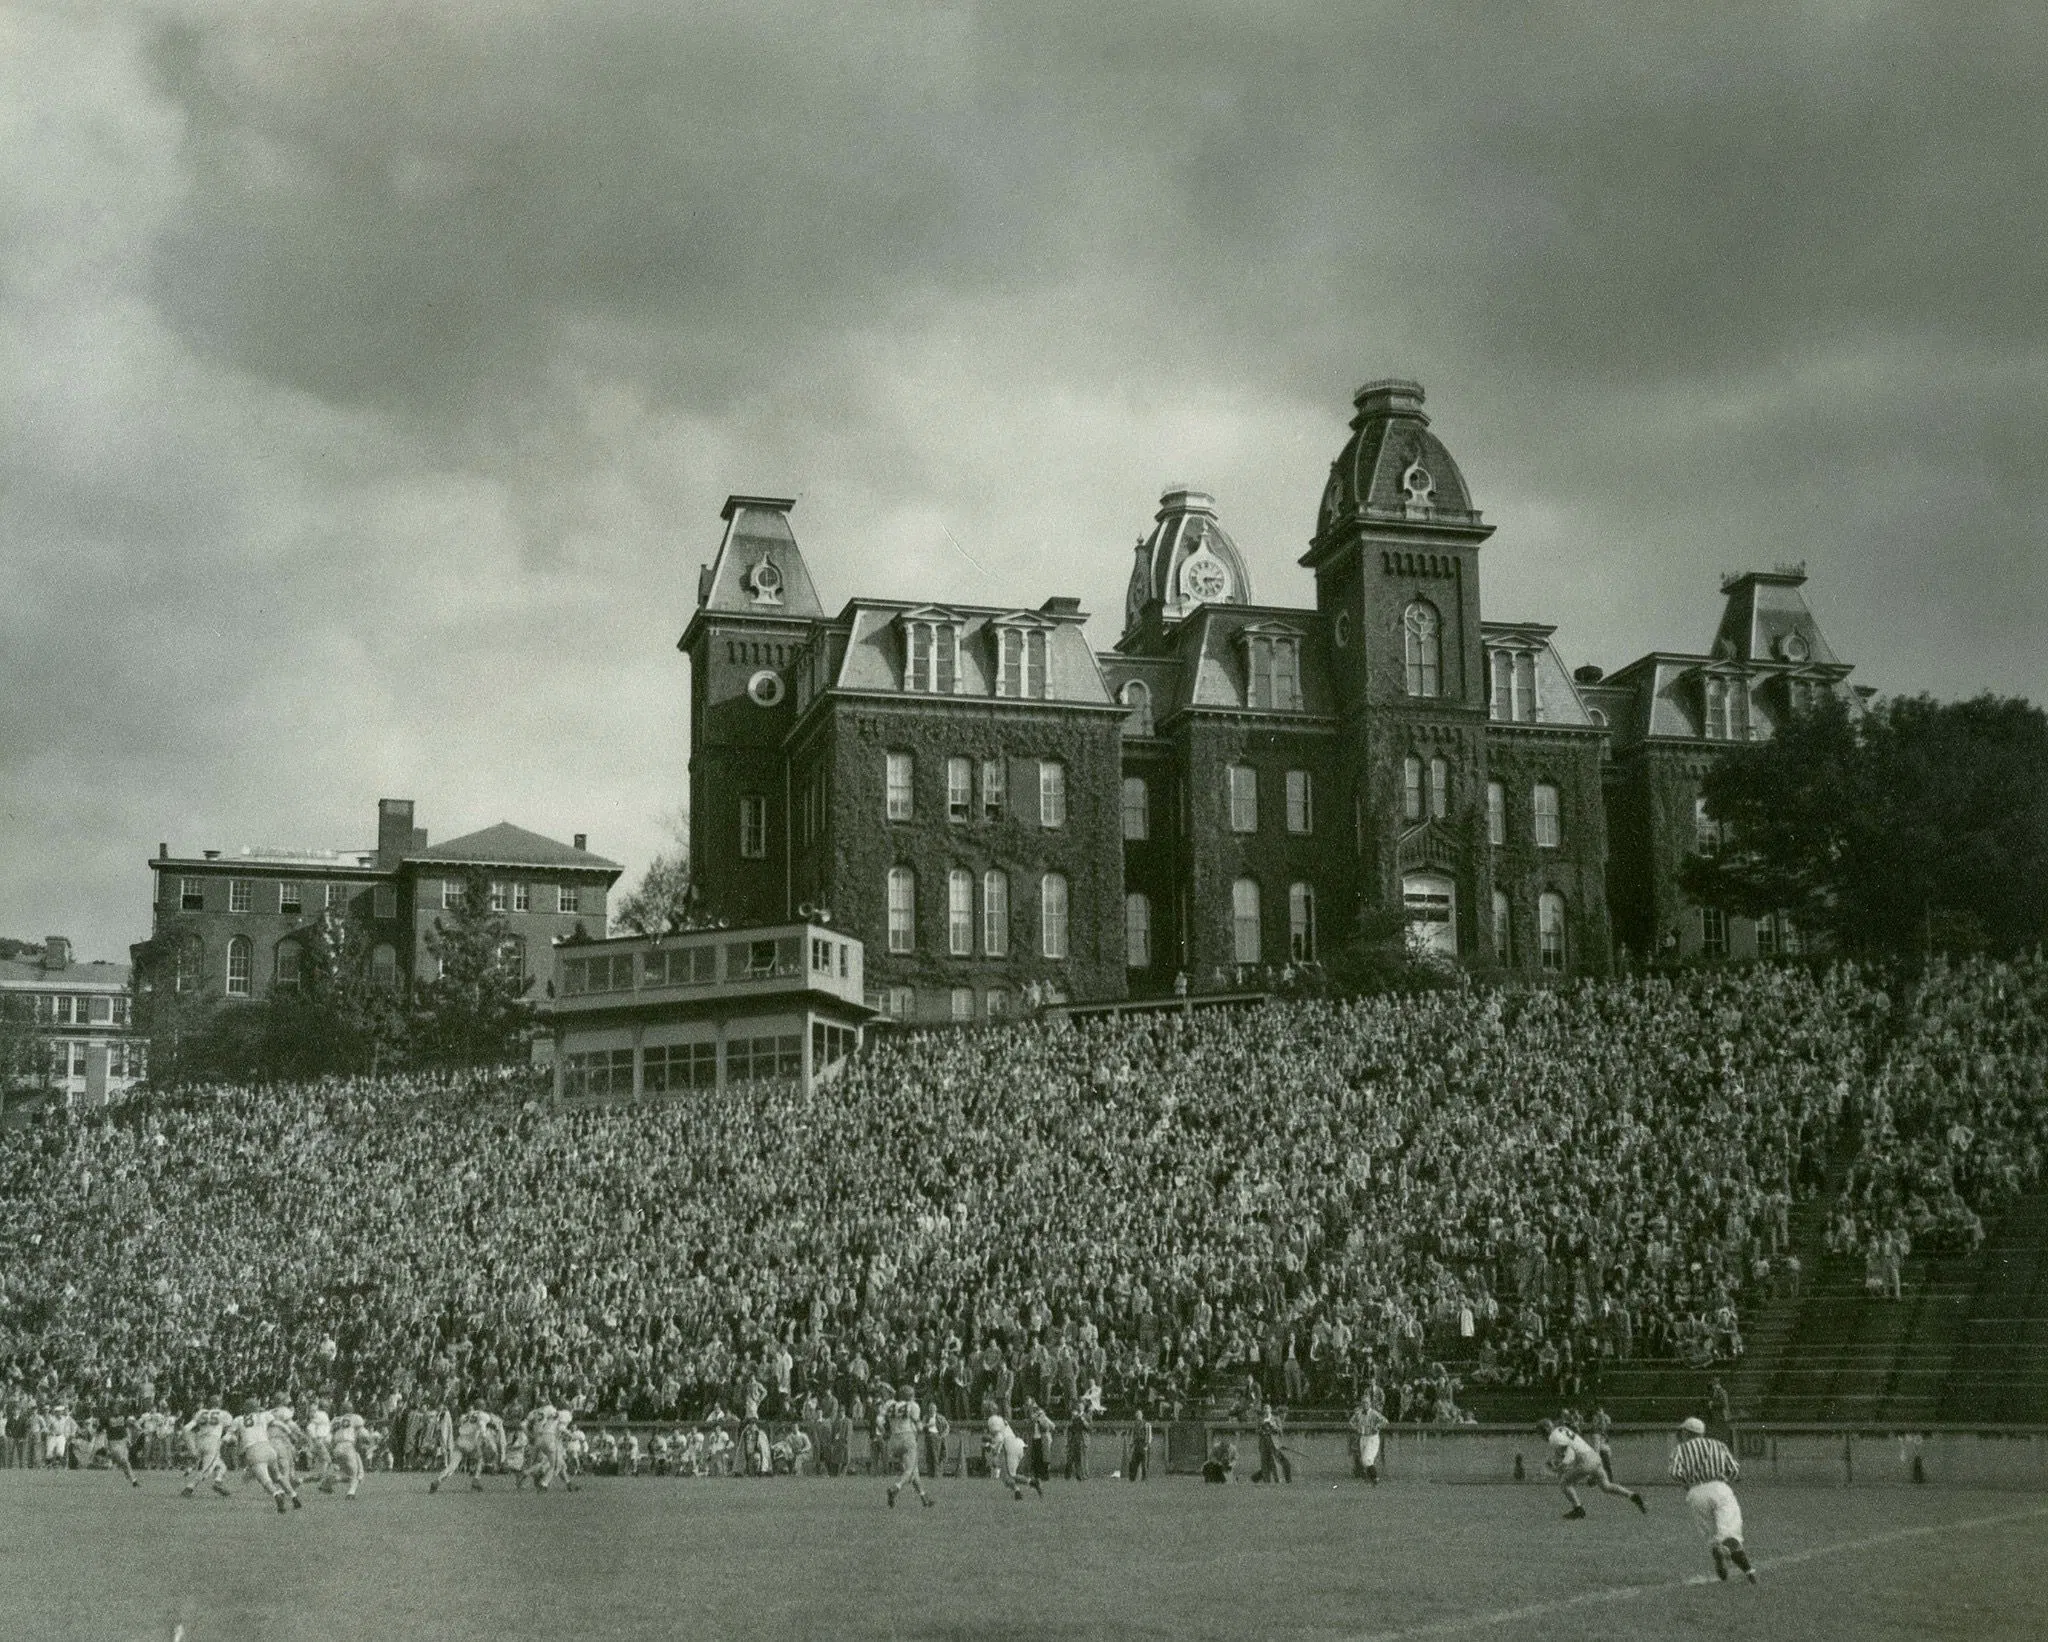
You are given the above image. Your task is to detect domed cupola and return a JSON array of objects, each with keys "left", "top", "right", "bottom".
[
  {"left": 1314, "top": 380, "right": 1483, "bottom": 545},
  {"left": 1124, "top": 487, "right": 1254, "bottom": 632}
]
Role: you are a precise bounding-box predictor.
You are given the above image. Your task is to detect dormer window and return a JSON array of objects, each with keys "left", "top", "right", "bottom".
[
  {"left": 903, "top": 615, "right": 962, "bottom": 693},
  {"left": 1241, "top": 630, "right": 1302, "bottom": 711},
  {"left": 1120, "top": 678, "right": 1154, "bottom": 736},
  {"left": 995, "top": 624, "right": 1049, "bottom": 699},
  {"left": 1488, "top": 648, "right": 1539, "bottom": 723},
  {"left": 1704, "top": 674, "right": 1748, "bottom": 741}
]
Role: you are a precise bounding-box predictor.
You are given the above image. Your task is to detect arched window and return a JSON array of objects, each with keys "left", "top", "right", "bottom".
[
  {"left": 274, "top": 939, "right": 302, "bottom": 990},
  {"left": 1288, "top": 882, "right": 1316, "bottom": 962},
  {"left": 225, "top": 936, "right": 252, "bottom": 997},
  {"left": 1122, "top": 777, "right": 1149, "bottom": 841},
  {"left": 1402, "top": 755, "right": 1423, "bottom": 823},
  {"left": 948, "top": 868, "right": 974, "bottom": 956},
  {"left": 1403, "top": 601, "right": 1441, "bottom": 697},
  {"left": 887, "top": 867, "right": 917, "bottom": 953},
  {"left": 1125, "top": 893, "right": 1152, "bottom": 969},
  {"left": 1491, "top": 890, "right": 1511, "bottom": 965},
  {"left": 1539, "top": 891, "right": 1566, "bottom": 972},
  {"left": 1402, "top": 872, "right": 1457, "bottom": 958},
  {"left": 1120, "top": 679, "right": 1154, "bottom": 737},
  {"left": 1040, "top": 873, "right": 1069, "bottom": 960},
  {"left": 1231, "top": 878, "right": 1262, "bottom": 964},
  {"left": 1428, "top": 756, "right": 1449, "bottom": 820},
  {"left": 982, "top": 870, "right": 1009, "bottom": 956},
  {"left": 370, "top": 944, "right": 398, "bottom": 989}
]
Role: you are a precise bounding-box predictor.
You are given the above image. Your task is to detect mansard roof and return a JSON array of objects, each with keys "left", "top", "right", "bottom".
[
  {"left": 696, "top": 495, "right": 824, "bottom": 619},
  {"left": 829, "top": 598, "right": 1115, "bottom": 704},
  {"left": 1307, "top": 381, "right": 1487, "bottom": 566},
  {"left": 1478, "top": 622, "right": 1603, "bottom": 729},
  {"left": 1711, "top": 568, "right": 1844, "bottom": 667}
]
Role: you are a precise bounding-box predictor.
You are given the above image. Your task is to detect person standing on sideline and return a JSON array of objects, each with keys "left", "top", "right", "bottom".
[
  {"left": 1349, "top": 1397, "right": 1387, "bottom": 1484},
  {"left": 1025, "top": 1400, "right": 1055, "bottom": 1489},
  {"left": 1669, "top": 1417, "right": 1756, "bottom": 1583},
  {"left": 1126, "top": 1404, "right": 1152, "bottom": 1482}
]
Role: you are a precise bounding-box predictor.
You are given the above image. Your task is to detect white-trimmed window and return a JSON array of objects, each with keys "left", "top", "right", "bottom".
[
  {"left": 997, "top": 626, "right": 1050, "bottom": 700},
  {"left": 279, "top": 882, "right": 301, "bottom": 915},
  {"left": 739, "top": 796, "right": 769, "bottom": 859},
  {"left": 513, "top": 882, "right": 531, "bottom": 913},
  {"left": 1539, "top": 891, "right": 1567, "bottom": 972},
  {"left": 947, "top": 757, "right": 972, "bottom": 822},
  {"left": 1705, "top": 675, "right": 1746, "bottom": 741},
  {"left": 1286, "top": 770, "right": 1313, "bottom": 835},
  {"left": 887, "top": 985, "right": 914, "bottom": 1019},
  {"left": 1489, "top": 650, "right": 1538, "bottom": 723},
  {"left": 442, "top": 879, "right": 464, "bottom": 912},
  {"left": 951, "top": 986, "right": 974, "bottom": 1023},
  {"left": 985, "top": 988, "right": 1008, "bottom": 1020},
  {"left": 1491, "top": 889, "right": 1511, "bottom": 964},
  {"left": 1402, "top": 755, "right": 1423, "bottom": 823},
  {"left": 1533, "top": 783, "right": 1561, "bottom": 848},
  {"left": 982, "top": 869, "right": 1009, "bottom": 956},
  {"left": 1120, "top": 679, "right": 1154, "bottom": 736},
  {"left": 1428, "top": 756, "right": 1449, "bottom": 820},
  {"left": 180, "top": 877, "right": 204, "bottom": 912},
  {"left": 1231, "top": 878, "right": 1262, "bottom": 964},
  {"left": 374, "top": 886, "right": 397, "bottom": 920},
  {"left": 1288, "top": 882, "right": 1316, "bottom": 962},
  {"left": 948, "top": 868, "right": 974, "bottom": 956},
  {"left": 905, "top": 619, "right": 961, "bottom": 693},
  {"left": 1245, "top": 634, "right": 1302, "bottom": 711},
  {"left": 887, "top": 867, "right": 917, "bottom": 953},
  {"left": 1040, "top": 872, "right": 1069, "bottom": 959},
  {"left": 981, "top": 758, "right": 1005, "bottom": 821},
  {"left": 887, "top": 751, "right": 915, "bottom": 821},
  {"left": 1125, "top": 893, "right": 1152, "bottom": 969},
  {"left": 1228, "top": 765, "right": 1258, "bottom": 833},
  {"left": 225, "top": 936, "right": 252, "bottom": 997},
  {"left": 323, "top": 881, "right": 344, "bottom": 911},
  {"left": 229, "top": 879, "right": 251, "bottom": 913},
  {"left": 1701, "top": 903, "right": 1728, "bottom": 959},
  {"left": 557, "top": 884, "right": 579, "bottom": 915},
  {"left": 1403, "top": 601, "right": 1441, "bottom": 697},
  {"left": 1486, "top": 781, "right": 1506, "bottom": 846},
  {"left": 1694, "top": 794, "right": 1723, "bottom": 854},
  {"left": 489, "top": 881, "right": 509, "bottom": 913},
  {"left": 1122, "top": 777, "right": 1149, "bottom": 841},
  {"left": 1039, "top": 760, "right": 1066, "bottom": 828}
]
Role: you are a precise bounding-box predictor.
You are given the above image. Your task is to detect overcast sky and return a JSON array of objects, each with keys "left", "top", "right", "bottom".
[{"left": 4, "top": 1, "right": 2044, "bottom": 964}]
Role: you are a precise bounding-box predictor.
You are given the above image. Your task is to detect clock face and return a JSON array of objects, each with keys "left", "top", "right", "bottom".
[{"left": 1181, "top": 551, "right": 1231, "bottom": 604}]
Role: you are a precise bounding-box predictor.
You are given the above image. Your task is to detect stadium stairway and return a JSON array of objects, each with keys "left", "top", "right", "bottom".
[{"left": 1936, "top": 1190, "right": 2048, "bottom": 1424}]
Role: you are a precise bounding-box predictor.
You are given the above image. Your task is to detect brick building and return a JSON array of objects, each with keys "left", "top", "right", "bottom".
[
  {"left": 679, "top": 381, "right": 1854, "bottom": 1019},
  {"left": 142, "top": 799, "right": 622, "bottom": 1004},
  {"left": 1, "top": 937, "right": 148, "bottom": 1104}
]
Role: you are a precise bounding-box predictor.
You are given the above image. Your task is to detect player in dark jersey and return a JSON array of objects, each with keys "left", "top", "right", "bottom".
[{"left": 101, "top": 1410, "right": 141, "bottom": 1486}]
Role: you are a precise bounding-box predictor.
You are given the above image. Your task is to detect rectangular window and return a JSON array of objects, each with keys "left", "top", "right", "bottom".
[
  {"left": 1039, "top": 760, "right": 1066, "bottom": 828},
  {"left": 1539, "top": 893, "right": 1567, "bottom": 972},
  {"left": 1490, "top": 651, "right": 1512, "bottom": 722},
  {"left": 1288, "top": 882, "right": 1316, "bottom": 962},
  {"left": 739, "top": 795, "right": 769, "bottom": 859},
  {"left": 373, "top": 885, "right": 397, "bottom": 920},
  {"left": 1533, "top": 783, "right": 1561, "bottom": 849},
  {"left": 1232, "top": 878, "right": 1262, "bottom": 965},
  {"left": 1514, "top": 653, "right": 1537, "bottom": 723},
  {"left": 489, "top": 881, "right": 509, "bottom": 913},
  {"left": 442, "top": 879, "right": 463, "bottom": 911},
  {"left": 1428, "top": 757, "right": 1449, "bottom": 821},
  {"left": 985, "top": 988, "right": 1007, "bottom": 1020},
  {"left": 643, "top": 1041, "right": 718, "bottom": 1094},
  {"left": 980, "top": 758, "right": 1005, "bottom": 821},
  {"left": 1285, "top": 770, "right": 1313, "bottom": 835},
  {"left": 513, "top": 882, "right": 531, "bottom": 913},
  {"left": 1125, "top": 893, "right": 1152, "bottom": 969},
  {"left": 1486, "top": 781, "right": 1505, "bottom": 846},
  {"left": 887, "top": 868, "right": 916, "bottom": 954},
  {"left": 1491, "top": 889, "right": 1511, "bottom": 964},
  {"left": 982, "top": 870, "right": 1009, "bottom": 956},
  {"left": 1041, "top": 872, "right": 1069, "bottom": 960},
  {"left": 887, "top": 985, "right": 914, "bottom": 1020},
  {"left": 948, "top": 868, "right": 974, "bottom": 956},
  {"left": 278, "top": 881, "right": 301, "bottom": 914},
  {"left": 229, "top": 879, "right": 251, "bottom": 913},
  {"left": 1694, "top": 794, "right": 1722, "bottom": 854},
  {"left": 1701, "top": 904, "right": 1728, "bottom": 959},
  {"left": 557, "top": 884, "right": 579, "bottom": 915},
  {"left": 563, "top": 1047, "right": 636, "bottom": 1102},
  {"left": 906, "top": 621, "right": 959, "bottom": 693},
  {"left": 886, "top": 751, "right": 914, "bottom": 820},
  {"left": 181, "top": 877, "right": 204, "bottom": 912},
  {"left": 1228, "top": 765, "right": 1258, "bottom": 833},
  {"left": 1122, "top": 777, "right": 1149, "bottom": 841},
  {"left": 947, "top": 757, "right": 972, "bottom": 822},
  {"left": 1402, "top": 757, "right": 1422, "bottom": 823},
  {"left": 1247, "top": 636, "right": 1302, "bottom": 711},
  {"left": 950, "top": 986, "right": 974, "bottom": 1022}
]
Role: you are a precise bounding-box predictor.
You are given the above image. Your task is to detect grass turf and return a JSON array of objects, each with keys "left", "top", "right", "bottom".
[{"left": 4, "top": 1468, "right": 2045, "bottom": 1642}]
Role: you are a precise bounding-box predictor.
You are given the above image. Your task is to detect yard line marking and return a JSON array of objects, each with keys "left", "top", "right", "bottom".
[{"left": 1345, "top": 1502, "right": 2048, "bottom": 1641}]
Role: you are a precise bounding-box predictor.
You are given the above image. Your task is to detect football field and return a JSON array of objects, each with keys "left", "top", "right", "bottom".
[{"left": 4, "top": 1468, "right": 2044, "bottom": 1642}]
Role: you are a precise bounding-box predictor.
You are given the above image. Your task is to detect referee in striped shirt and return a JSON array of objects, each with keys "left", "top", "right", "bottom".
[{"left": 1669, "top": 1417, "right": 1756, "bottom": 1583}]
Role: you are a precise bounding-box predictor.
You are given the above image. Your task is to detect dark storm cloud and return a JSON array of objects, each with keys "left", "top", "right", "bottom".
[{"left": 2, "top": 0, "right": 2043, "bottom": 961}]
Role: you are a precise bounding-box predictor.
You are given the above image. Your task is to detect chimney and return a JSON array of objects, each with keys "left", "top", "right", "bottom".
[
  {"left": 378, "top": 799, "right": 416, "bottom": 870},
  {"left": 41, "top": 936, "right": 71, "bottom": 971},
  {"left": 573, "top": 833, "right": 588, "bottom": 852},
  {"left": 158, "top": 843, "right": 168, "bottom": 860}
]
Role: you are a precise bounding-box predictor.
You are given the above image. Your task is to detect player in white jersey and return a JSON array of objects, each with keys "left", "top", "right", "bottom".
[
  {"left": 1541, "top": 1420, "right": 1646, "bottom": 1519},
  {"left": 1669, "top": 1417, "right": 1756, "bottom": 1583},
  {"left": 303, "top": 1402, "right": 333, "bottom": 1483},
  {"left": 323, "top": 1408, "right": 369, "bottom": 1499},
  {"left": 431, "top": 1406, "right": 494, "bottom": 1492},
  {"left": 232, "top": 1401, "right": 300, "bottom": 1513},
  {"left": 181, "top": 1406, "right": 236, "bottom": 1498},
  {"left": 983, "top": 1414, "right": 1036, "bottom": 1500},
  {"left": 883, "top": 1397, "right": 934, "bottom": 1509},
  {"left": 520, "top": 1402, "right": 580, "bottom": 1492}
]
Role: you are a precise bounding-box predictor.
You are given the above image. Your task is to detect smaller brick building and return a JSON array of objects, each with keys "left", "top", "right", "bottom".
[
  {"left": 142, "top": 798, "right": 622, "bottom": 1004},
  {"left": 1, "top": 937, "right": 148, "bottom": 1105}
]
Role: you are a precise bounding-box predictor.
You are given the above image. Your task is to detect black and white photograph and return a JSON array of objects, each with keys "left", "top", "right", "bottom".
[{"left": 2, "top": 2, "right": 2046, "bottom": 1637}]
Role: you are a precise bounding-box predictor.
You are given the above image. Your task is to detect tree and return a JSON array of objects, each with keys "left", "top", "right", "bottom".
[
  {"left": 0, "top": 992, "right": 52, "bottom": 1107},
  {"left": 412, "top": 867, "right": 535, "bottom": 1066},
  {"left": 612, "top": 810, "right": 705, "bottom": 936},
  {"left": 1684, "top": 692, "right": 2048, "bottom": 956},
  {"left": 260, "top": 913, "right": 411, "bottom": 1079}
]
